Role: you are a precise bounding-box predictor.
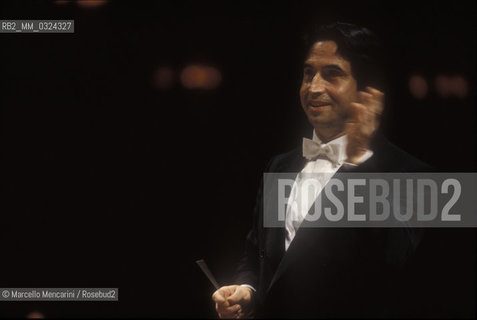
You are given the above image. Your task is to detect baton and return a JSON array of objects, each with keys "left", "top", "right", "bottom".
[{"left": 196, "top": 259, "right": 220, "bottom": 290}]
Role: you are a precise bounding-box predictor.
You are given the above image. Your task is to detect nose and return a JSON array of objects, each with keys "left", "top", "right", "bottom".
[{"left": 309, "top": 74, "right": 325, "bottom": 97}]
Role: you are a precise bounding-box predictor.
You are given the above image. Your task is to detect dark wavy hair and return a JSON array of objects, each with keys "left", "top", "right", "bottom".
[{"left": 303, "top": 22, "right": 385, "bottom": 91}]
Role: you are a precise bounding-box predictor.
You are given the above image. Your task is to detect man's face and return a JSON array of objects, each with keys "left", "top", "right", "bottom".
[{"left": 300, "top": 41, "right": 358, "bottom": 135}]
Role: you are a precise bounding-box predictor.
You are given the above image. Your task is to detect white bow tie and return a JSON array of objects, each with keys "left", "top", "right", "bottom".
[{"left": 302, "top": 137, "right": 342, "bottom": 165}]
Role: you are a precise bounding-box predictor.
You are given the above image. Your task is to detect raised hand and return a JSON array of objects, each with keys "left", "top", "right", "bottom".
[{"left": 345, "top": 86, "right": 384, "bottom": 164}]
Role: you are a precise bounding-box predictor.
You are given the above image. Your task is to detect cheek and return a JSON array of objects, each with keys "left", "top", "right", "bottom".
[
  {"left": 335, "top": 85, "right": 358, "bottom": 104},
  {"left": 326, "top": 87, "right": 338, "bottom": 99},
  {"left": 345, "top": 81, "right": 359, "bottom": 101},
  {"left": 299, "top": 85, "right": 307, "bottom": 103}
]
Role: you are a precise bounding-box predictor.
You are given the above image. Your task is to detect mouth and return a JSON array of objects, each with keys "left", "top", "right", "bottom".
[{"left": 307, "top": 101, "right": 331, "bottom": 112}]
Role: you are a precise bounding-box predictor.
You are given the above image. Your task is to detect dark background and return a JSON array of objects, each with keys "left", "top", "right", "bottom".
[{"left": 1, "top": 0, "right": 475, "bottom": 318}]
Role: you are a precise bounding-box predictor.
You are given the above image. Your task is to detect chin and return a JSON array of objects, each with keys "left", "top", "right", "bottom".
[{"left": 307, "top": 115, "right": 329, "bottom": 125}]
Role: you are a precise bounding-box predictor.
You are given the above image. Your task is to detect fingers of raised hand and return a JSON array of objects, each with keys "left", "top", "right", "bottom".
[
  {"left": 364, "top": 86, "right": 384, "bottom": 114},
  {"left": 358, "top": 91, "right": 377, "bottom": 112},
  {"left": 347, "top": 102, "right": 376, "bottom": 137},
  {"left": 349, "top": 102, "right": 367, "bottom": 123},
  {"left": 365, "top": 86, "right": 384, "bottom": 99}
]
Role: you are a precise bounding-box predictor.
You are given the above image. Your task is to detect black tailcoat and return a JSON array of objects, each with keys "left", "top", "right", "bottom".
[{"left": 235, "top": 135, "right": 435, "bottom": 318}]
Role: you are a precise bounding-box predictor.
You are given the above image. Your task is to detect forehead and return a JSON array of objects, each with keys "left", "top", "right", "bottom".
[{"left": 305, "top": 41, "right": 351, "bottom": 69}]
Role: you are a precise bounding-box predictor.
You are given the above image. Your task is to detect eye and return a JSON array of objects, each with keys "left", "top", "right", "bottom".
[
  {"left": 322, "top": 69, "right": 343, "bottom": 80},
  {"left": 303, "top": 67, "right": 314, "bottom": 80}
]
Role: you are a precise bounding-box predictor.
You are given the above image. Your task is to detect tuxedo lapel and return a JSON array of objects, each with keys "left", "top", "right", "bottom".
[
  {"left": 279, "top": 146, "right": 307, "bottom": 173},
  {"left": 263, "top": 146, "right": 305, "bottom": 292},
  {"left": 266, "top": 225, "right": 312, "bottom": 293}
]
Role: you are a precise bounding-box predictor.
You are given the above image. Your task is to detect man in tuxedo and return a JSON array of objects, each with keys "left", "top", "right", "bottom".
[{"left": 212, "top": 22, "right": 431, "bottom": 318}]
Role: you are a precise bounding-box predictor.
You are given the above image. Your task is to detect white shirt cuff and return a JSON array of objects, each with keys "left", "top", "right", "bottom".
[
  {"left": 240, "top": 284, "right": 256, "bottom": 292},
  {"left": 343, "top": 149, "right": 374, "bottom": 167}
]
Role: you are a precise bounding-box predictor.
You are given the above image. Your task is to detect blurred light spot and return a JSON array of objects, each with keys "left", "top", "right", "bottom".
[
  {"left": 26, "top": 311, "right": 45, "bottom": 319},
  {"left": 435, "top": 75, "right": 452, "bottom": 98},
  {"left": 181, "top": 65, "right": 222, "bottom": 90},
  {"left": 54, "top": 0, "right": 71, "bottom": 4},
  {"left": 450, "top": 75, "right": 468, "bottom": 99},
  {"left": 409, "top": 75, "right": 428, "bottom": 99},
  {"left": 154, "top": 66, "right": 175, "bottom": 89},
  {"left": 77, "top": 0, "right": 107, "bottom": 8}
]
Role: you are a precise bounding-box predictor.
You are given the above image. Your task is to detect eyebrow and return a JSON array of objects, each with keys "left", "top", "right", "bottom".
[{"left": 303, "top": 63, "right": 346, "bottom": 73}]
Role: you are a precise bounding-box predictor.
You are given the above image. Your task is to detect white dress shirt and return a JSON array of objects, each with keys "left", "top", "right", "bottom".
[{"left": 285, "top": 131, "right": 373, "bottom": 250}]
